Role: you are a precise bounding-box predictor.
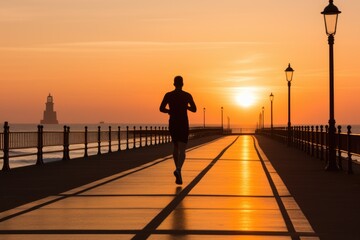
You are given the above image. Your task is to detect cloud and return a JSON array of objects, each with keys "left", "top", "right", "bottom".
[{"left": 0, "top": 41, "right": 269, "bottom": 52}]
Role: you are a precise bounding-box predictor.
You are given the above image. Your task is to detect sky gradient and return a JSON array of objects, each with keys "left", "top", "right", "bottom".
[{"left": 1, "top": 0, "right": 360, "bottom": 127}]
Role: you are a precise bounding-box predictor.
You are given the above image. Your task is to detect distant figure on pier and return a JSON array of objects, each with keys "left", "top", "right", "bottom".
[{"left": 160, "top": 76, "right": 197, "bottom": 185}]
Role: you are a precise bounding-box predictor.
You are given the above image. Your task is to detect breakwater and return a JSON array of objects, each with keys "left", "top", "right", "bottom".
[{"left": 0, "top": 122, "right": 223, "bottom": 171}]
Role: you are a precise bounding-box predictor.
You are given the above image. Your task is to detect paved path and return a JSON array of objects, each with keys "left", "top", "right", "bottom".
[{"left": 0, "top": 136, "right": 317, "bottom": 239}]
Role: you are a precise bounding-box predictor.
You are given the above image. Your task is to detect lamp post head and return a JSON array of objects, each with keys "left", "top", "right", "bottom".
[
  {"left": 285, "top": 63, "right": 294, "bottom": 82},
  {"left": 270, "top": 92, "right": 274, "bottom": 102},
  {"left": 321, "top": 0, "right": 341, "bottom": 36}
]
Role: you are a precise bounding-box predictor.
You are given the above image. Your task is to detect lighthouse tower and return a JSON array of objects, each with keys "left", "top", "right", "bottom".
[{"left": 40, "top": 94, "right": 59, "bottom": 124}]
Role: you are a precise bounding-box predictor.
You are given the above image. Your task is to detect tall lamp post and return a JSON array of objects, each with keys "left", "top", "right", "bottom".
[
  {"left": 221, "top": 107, "right": 224, "bottom": 130},
  {"left": 203, "top": 107, "right": 206, "bottom": 128},
  {"left": 270, "top": 93, "right": 274, "bottom": 135},
  {"left": 262, "top": 107, "right": 265, "bottom": 129},
  {"left": 285, "top": 63, "right": 294, "bottom": 146},
  {"left": 322, "top": 0, "right": 341, "bottom": 171}
]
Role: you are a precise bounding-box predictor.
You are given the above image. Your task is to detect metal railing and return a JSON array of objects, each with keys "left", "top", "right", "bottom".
[
  {"left": 257, "top": 125, "right": 359, "bottom": 173},
  {"left": 1, "top": 122, "right": 224, "bottom": 171}
]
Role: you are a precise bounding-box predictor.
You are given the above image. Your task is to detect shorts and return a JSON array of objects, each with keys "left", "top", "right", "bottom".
[{"left": 169, "top": 121, "right": 189, "bottom": 143}]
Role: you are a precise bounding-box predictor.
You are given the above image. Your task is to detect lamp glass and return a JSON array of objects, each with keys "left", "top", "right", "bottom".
[
  {"left": 285, "top": 64, "right": 294, "bottom": 82},
  {"left": 324, "top": 13, "right": 338, "bottom": 35},
  {"left": 270, "top": 93, "right": 274, "bottom": 101}
]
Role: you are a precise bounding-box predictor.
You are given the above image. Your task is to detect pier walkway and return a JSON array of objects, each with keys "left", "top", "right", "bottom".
[{"left": 0, "top": 135, "right": 359, "bottom": 239}]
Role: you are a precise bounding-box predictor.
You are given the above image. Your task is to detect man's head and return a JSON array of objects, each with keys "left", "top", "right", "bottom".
[{"left": 174, "top": 76, "right": 183, "bottom": 88}]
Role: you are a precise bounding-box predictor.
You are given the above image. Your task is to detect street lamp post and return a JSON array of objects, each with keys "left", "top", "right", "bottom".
[
  {"left": 203, "top": 107, "right": 206, "bottom": 128},
  {"left": 221, "top": 107, "right": 224, "bottom": 130},
  {"left": 258, "top": 112, "right": 261, "bottom": 131},
  {"left": 285, "top": 63, "right": 294, "bottom": 146},
  {"left": 270, "top": 93, "right": 274, "bottom": 135},
  {"left": 262, "top": 107, "right": 265, "bottom": 129},
  {"left": 322, "top": 0, "right": 341, "bottom": 171}
]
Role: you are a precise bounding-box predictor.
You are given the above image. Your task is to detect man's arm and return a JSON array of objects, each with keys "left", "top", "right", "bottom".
[
  {"left": 159, "top": 94, "right": 170, "bottom": 114},
  {"left": 187, "top": 95, "right": 197, "bottom": 113}
]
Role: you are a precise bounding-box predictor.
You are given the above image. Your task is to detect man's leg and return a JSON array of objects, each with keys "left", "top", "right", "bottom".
[
  {"left": 173, "top": 141, "right": 185, "bottom": 185},
  {"left": 173, "top": 142, "right": 179, "bottom": 168},
  {"left": 177, "top": 141, "right": 187, "bottom": 171}
]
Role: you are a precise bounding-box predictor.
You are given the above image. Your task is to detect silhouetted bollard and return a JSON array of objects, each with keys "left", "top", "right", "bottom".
[
  {"left": 84, "top": 126, "right": 88, "bottom": 158},
  {"left": 118, "top": 126, "right": 121, "bottom": 151},
  {"left": 108, "top": 126, "right": 112, "bottom": 153},
  {"left": 347, "top": 125, "right": 353, "bottom": 174},
  {"left": 97, "top": 126, "right": 101, "bottom": 155},
  {"left": 2, "top": 122, "right": 10, "bottom": 171},
  {"left": 337, "top": 125, "right": 342, "bottom": 170},
  {"left": 307, "top": 126, "right": 311, "bottom": 155},
  {"left": 36, "top": 125, "right": 44, "bottom": 165},
  {"left": 63, "top": 125, "right": 70, "bottom": 161},
  {"left": 126, "top": 126, "right": 129, "bottom": 150}
]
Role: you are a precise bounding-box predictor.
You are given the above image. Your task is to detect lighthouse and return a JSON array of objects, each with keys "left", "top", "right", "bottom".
[{"left": 40, "top": 94, "right": 59, "bottom": 124}]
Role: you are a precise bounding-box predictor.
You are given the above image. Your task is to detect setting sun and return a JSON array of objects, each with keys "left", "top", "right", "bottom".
[{"left": 235, "top": 89, "right": 257, "bottom": 108}]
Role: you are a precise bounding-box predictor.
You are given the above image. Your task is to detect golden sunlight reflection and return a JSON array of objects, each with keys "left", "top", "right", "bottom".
[{"left": 235, "top": 88, "right": 257, "bottom": 108}]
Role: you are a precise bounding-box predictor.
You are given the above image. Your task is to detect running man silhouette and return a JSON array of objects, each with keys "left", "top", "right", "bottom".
[{"left": 160, "top": 76, "right": 197, "bottom": 184}]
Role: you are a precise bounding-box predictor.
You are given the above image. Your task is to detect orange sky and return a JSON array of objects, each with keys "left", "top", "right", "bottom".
[{"left": 1, "top": 0, "right": 360, "bottom": 127}]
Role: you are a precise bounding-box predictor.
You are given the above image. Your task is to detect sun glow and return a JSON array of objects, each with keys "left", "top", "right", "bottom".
[{"left": 235, "top": 89, "right": 257, "bottom": 108}]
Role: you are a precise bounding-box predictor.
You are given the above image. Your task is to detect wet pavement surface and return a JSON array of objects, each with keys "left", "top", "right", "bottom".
[{"left": 0, "top": 136, "right": 318, "bottom": 239}]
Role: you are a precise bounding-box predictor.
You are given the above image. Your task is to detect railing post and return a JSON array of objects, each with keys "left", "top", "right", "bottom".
[
  {"left": 161, "top": 127, "right": 164, "bottom": 144},
  {"left": 108, "top": 126, "right": 112, "bottom": 153},
  {"left": 36, "top": 125, "right": 44, "bottom": 165},
  {"left": 97, "top": 126, "right": 101, "bottom": 155},
  {"left": 347, "top": 125, "right": 353, "bottom": 174},
  {"left": 304, "top": 126, "right": 307, "bottom": 153},
  {"left": 63, "top": 125, "right": 70, "bottom": 161},
  {"left": 140, "top": 126, "right": 142, "bottom": 148},
  {"left": 311, "top": 126, "right": 315, "bottom": 156},
  {"left": 320, "top": 125, "right": 324, "bottom": 161},
  {"left": 2, "top": 122, "right": 10, "bottom": 171},
  {"left": 145, "top": 126, "right": 148, "bottom": 147},
  {"left": 118, "top": 126, "right": 121, "bottom": 151},
  {"left": 295, "top": 126, "right": 299, "bottom": 148},
  {"left": 315, "top": 126, "right": 319, "bottom": 158},
  {"left": 307, "top": 126, "right": 311, "bottom": 155},
  {"left": 337, "top": 125, "right": 342, "bottom": 170},
  {"left": 325, "top": 125, "right": 329, "bottom": 163},
  {"left": 150, "top": 126, "right": 153, "bottom": 146},
  {"left": 133, "top": 126, "right": 136, "bottom": 149},
  {"left": 154, "top": 127, "right": 157, "bottom": 145},
  {"left": 300, "top": 126, "right": 304, "bottom": 151},
  {"left": 164, "top": 127, "right": 168, "bottom": 143},
  {"left": 126, "top": 126, "right": 129, "bottom": 150},
  {"left": 84, "top": 126, "right": 88, "bottom": 158}
]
